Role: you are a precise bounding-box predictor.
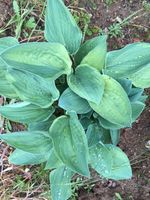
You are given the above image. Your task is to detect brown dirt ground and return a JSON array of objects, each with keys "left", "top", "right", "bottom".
[
  {"left": 0, "top": 0, "right": 150, "bottom": 200},
  {"left": 0, "top": 0, "right": 11, "bottom": 28}
]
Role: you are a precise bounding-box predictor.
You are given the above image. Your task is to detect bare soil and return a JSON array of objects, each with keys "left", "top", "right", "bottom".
[
  {"left": 0, "top": 0, "right": 12, "bottom": 28},
  {"left": 0, "top": 0, "right": 150, "bottom": 200}
]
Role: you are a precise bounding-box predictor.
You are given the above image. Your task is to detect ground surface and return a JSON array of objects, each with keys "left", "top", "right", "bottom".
[{"left": 0, "top": 0, "right": 150, "bottom": 200}]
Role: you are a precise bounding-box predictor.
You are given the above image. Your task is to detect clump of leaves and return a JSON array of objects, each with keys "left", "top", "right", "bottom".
[{"left": 0, "top": 0, "right": 150, "bottom": 200}]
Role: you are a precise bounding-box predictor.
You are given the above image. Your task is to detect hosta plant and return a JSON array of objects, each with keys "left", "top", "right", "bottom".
[{"left": 0, "top": 0, "right": 150, "bottom": 199}]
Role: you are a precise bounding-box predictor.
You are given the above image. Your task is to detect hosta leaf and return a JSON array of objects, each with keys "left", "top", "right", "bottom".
[
  {"left": 6, "top": 68, "right": 59, "bottom": 108},
  {"left": 131, "top": 101, "right": 145, "bottom": 122},
  {"left": 117, "top": 78, "right": 132, "bottom": 95},
  {"left": 86, "top": 123, "right": 111, "bottom": 147},
  {"left": 0, "top": 74, "right": 17, "bottom": 98},
  {"left": 0, "top": 131, "right": 52, "bottom": 154},
  {"left": 80, "top": 111, "right": 93, "bottom": 129},
  {"left": 0, "top": 102, "right": 54, "bottom": 124},
  {"left": 45, "top": 0, "right": 82, "bottom": 54},
  {"left": 80, "top": 117, "right": 92, "bottom": 130},
  {"left": 105, "top": 42, "right": 150, "bottom": 78},
  {"left": 107, "top": 145, "right": 132, "bottom": 180},
  {"left": 1, "top": 42, "right": 72, "bottom": 79},
  {"left": 59, "top": 88, "right": 91, "bottom": 114},
  {"left": 75, "top": 35, "right": 107, "bottom": 71},
  {"left": 9, "top": 149, "right": 50, "bottom": 165},
  {"left": 81, "top": 110, "right": 93, "bottom": 119},
  {"left": 0, "top": 57, "right": 6, "bottom": 70},
  {"left": 90, "top": 144, "right": 132, "bottom": 180},
  {"left": 50, "top": 166, "right": 74, "bottom": 200},
  {"left": 128, "top": 63, "right": 150, "bottom": 88},
  {"left": 110, "top": 129, "right": 120, "bottom": 145},
  {"left": 0, "top": 37, "right": 18, "bottom": 53},
  {"left": 128, "top": 88, "right": 144, "bottom": 102},
  {"left": 90, "top": 143, "right": 112, "bottom": 177},
  {"left": 49, "top": 112, "right": 90, "bottom": 176},
  {"left": 90, "top": 75, "right": 132, "bottom": 127},
  {"left": 138, "top": 95, "right": 148, "bottom": 103},
  {"left": 28, "top": 116, "right": 56, "bottom": 131},
  {"left": 68, "top": 65, "right": 104, "bottom": 104},
  {"left": 0, "top": 59, "right": 17, "bottom": 98},
  {"left": 45, "top": 149, "right": 63, "bottom": 170},
  {"left": 98, "top": 116, "right": 124, "bottom": 129}
]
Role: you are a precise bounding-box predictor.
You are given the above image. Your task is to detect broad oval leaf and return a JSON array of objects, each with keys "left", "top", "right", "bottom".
[
  {"left": 0, "top": 37, "right": 18, "bottom": 53},
  {"left": 45, "top": 149, "right": 63, "bottom": 170},
  {"left": 128, "top": 87, "right": 144, "bottom": 102},
  {"left": 0, "top": 59, "right": 17, "bottom": 98},
  {"left": 49, "top": 112, "right": 90, "bottom": 177},
  {"left": 50, "top": 167, "right": 74, "bottom": 200},
  {"left": 117, "top": 78, "right": 132, "bottom": 95},
  {"left": 1, "top": 42, "right": 72, "bottom": 79},
  {"left": 45, "top": 0, "right": 82, "bottom": 54},
  {"left": 0, "top": 131, "right": 52, "bottom": 154},
  {"left": 9, "top": 149, "right": 50, "bottom": 165},
  {"left": 0, "top": 102, "right": 55, "bottom": 124},
  {"left": 90, "top": 75, "right": 132, "bottom": 127},
  {"left": 139, "top": 95, "right": 148, "bottom": 103},
  {"left": 28, "top": 116, "right": 56, "bottom": 131},
  {"left": 59, "top": 88, "right": 91, "bottom": 114},
  {"left": 110, "top": 129, "right": 120, "bottom": 146},
  {"left": 86, "top": 123, "right": 111, "bottom": 147},
  {"left": 75, "top": 35, "right": 107, "bottom": 71},
  {"left": 105, "top": 42, "right": 150, "bottom": 79},
  {"left": 93, "top": 111, "right": 123, "bottom": 130},
  {"left": 90, "top": 143, "right": 112, "bottom": 177},
  {"left": 68, "top": 65, "right": 104, "bottom": 104},
  {"left": 97, "top": 116, "right": 124, "bottom": 129},
  {"left": 90, "top": 144, "right": 132, "bottom": 180},
  {"left": 128, "top": 63, "right": 150, "bottom": 88},
  {"left": 80, "top": 117, "right": 92, "bottom": 130},
  {"left": 131, "top": 101, "right": 145, "bottom": 122},
  {"left": 6, "top": 68, "right": 59, "bottom": 108}
]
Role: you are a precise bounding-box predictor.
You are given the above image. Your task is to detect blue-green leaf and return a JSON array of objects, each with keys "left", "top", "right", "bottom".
[
  {"left": 0, "top": 102, "right": 54, "bottom": 124},
  {"left": 90, "top": 144, "right": 132, "bottom": 180},
  {"left": 80, "top": 117, "right": 92, "bottom": 130},
  {"left": 1, "top": 42, "right": 72, "bottom": 79},
  {"left": 6, "top": 68, "right": 59, "bottom": 108},
  {"left": 59, "top": 88, "right": 91, "bottom": 114},
  {"left": 49, "top": 112, "right": 90, "bottom": 177},
  {"left": 128, "top": 63, "right": 150, "bottom": 88},
  {"left": 138, "top": 95, "right": 148, "bottom": 103},
  {"left": 45, "top": 0, "right": 82, "bottom": 54},
  {"left": 110, "top": 129, "right": 120, "bottom": 145},
  {"left": 50, "top": 166, "right": 74, "bottom": 200},
  {"left": 98, "top": 116, "right": 124, "bottom": 129},
  {"left": 0, "top": 58, "right": 17, "bottom": 98},
  {"left": 128, "top": 88, "right": 144, "bottom": 102},
  {"left": 28, "top": 116, "right": 56, "bottom": 131},
  {"left": 105, "top": 42, "right": 150, "bottom": 79},
  {"left": 0, "top": 131, "right": 52, "bottom": 154},
  {"left": 68, "top": 65, "right": 104, "bottom": 104},
  {"left": 9, "top": 149, "right": 50, "bottom": 165},
  {"left": 0, "top": 37, "right": 18, "bottom": 53},
  {"left": 75, "top": 35, "right": 107, "bottom": 71},
  {"left": 89, "top": 75, "right": 132, "bottom": 127},
  {"left": 45, "top": 149, "right": 63, "bottom": 170},
  {"left": 117, "top": 78, "right": 132, "bottom": 95},
  {"left": 131, "top": 101, "right": 145, "bottom": 122},
  {"left": 86, "top": 123, "right": 111, "bottom": 147}
]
